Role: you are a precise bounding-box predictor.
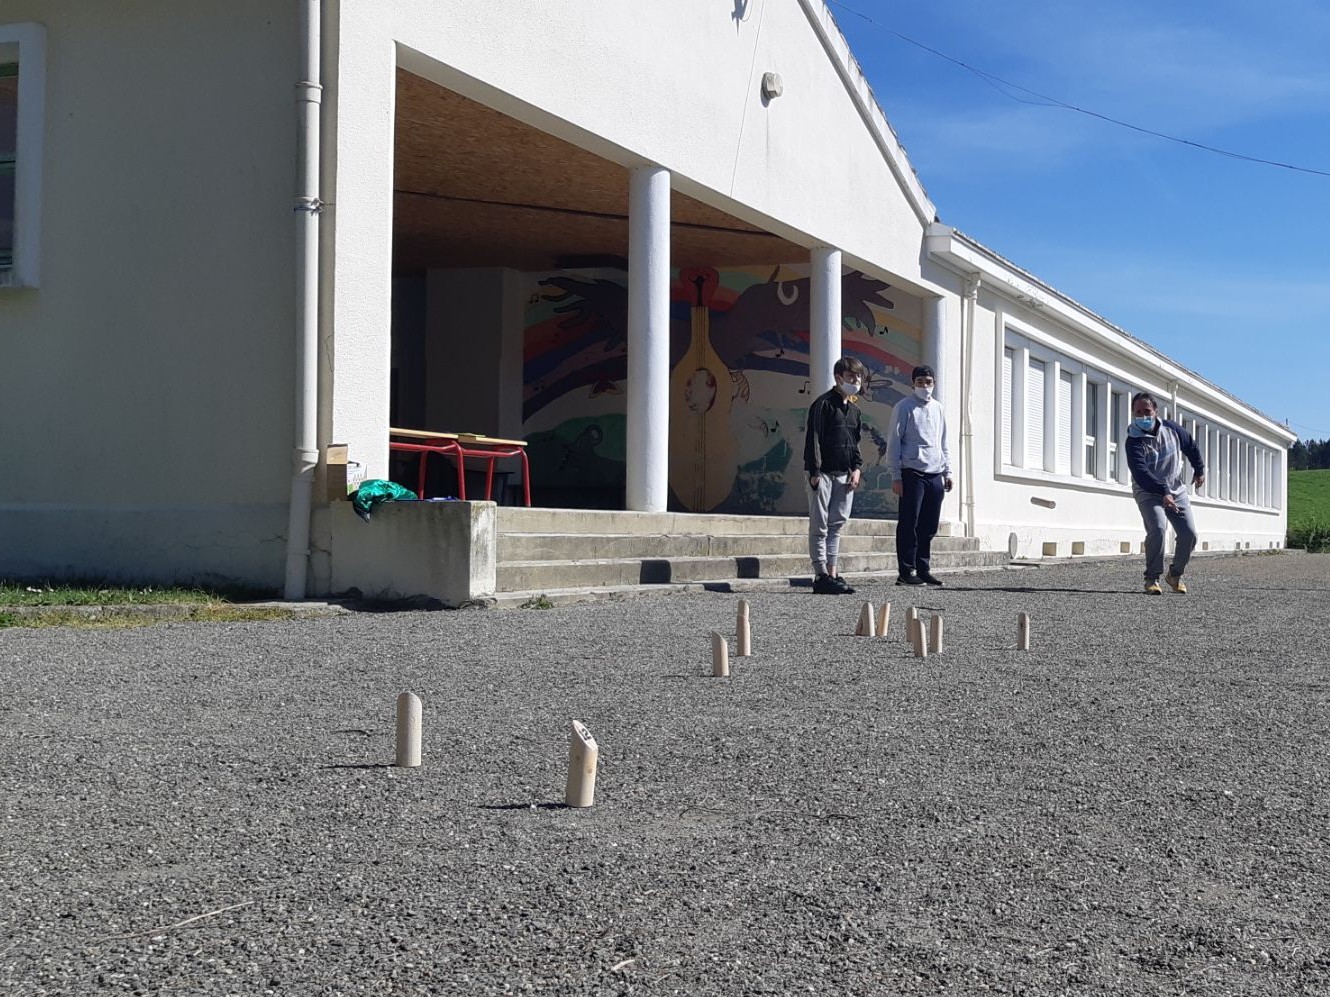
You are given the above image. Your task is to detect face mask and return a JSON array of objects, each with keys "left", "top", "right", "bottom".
[
  {"left": 914, "top": 386, "right": 933, "bottom": 401},
  {"left": 836, "top": 380, "right": 860, "bottom": 396},
  {"left": 1133, "top": 416, "right": 1155, "bottom": 431}
]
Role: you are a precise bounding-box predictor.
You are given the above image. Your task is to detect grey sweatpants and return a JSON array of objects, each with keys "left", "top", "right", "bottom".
[
  {"left": 1135, "top": 490, "right": 1198, "bottom": 581},
  {"left": 808, "top": 473, "right": 855, "bottom": 575}
]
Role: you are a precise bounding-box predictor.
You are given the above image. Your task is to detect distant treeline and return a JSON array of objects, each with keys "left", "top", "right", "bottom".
[{"left": 1289, "top": 439, "right": 1330, "bottom": 471}]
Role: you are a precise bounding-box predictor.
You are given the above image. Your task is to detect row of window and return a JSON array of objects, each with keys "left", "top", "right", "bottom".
[{"left": 1000, "top": 336, "right": 1280, "bottom": 509}]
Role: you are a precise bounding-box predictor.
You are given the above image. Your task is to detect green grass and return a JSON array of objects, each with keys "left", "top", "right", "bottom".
[
  {"left": 1287, "top": 468, "right": 1330, "bottom": 551},
  {"left": 0, "top": 605, "right": 299, "bottom": 630},
  {"left": 0, "top": 580, "right": 271, "bottom": 608}
]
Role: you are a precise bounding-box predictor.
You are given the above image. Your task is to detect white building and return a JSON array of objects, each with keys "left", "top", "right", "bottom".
[{"left": 0, "top": 2, "right": 1294, "bottom": 601}]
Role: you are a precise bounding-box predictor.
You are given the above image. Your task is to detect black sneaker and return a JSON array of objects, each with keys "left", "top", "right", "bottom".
[
  {"left": 831, "top": 575, "right": 856, "bottom": 595},
  {"left": 812, "top": 573, "right": 842, "bottom": 595},
  {"left": 896, "top": 573, "right": 925, "bottom": 587},
  {"left": 918, "top": 571, "right": 944, "bottom": 586}
]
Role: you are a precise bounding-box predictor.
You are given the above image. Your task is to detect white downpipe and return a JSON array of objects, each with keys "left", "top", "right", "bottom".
[
  {"left": 961, "top": 276, "right": 980, "bottom": 539},
  {"left": 284, "top": 0, "right": 322, "bottom": 600},
  {"left": 809, "top": 246, "right": 841, "bottom": 394},
  {"left": 626, "top": 166, "right": 670, "bottom": 512}
]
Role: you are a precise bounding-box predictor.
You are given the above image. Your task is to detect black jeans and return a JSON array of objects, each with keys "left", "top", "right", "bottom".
[{"left": 897, "top": 469, "right": 945, "bottom": 575}]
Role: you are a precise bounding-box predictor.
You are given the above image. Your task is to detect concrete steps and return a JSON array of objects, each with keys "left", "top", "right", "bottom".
[{"left": 494, "top": 506, "right": 1010, "bottom": 603}]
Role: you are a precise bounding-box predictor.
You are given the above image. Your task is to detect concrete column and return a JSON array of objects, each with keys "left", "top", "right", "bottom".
[
  {"left": 922, "top": 295, "right": 945, "bottom": 402},
  {"left": 626, "top": 166, "right": 671, "bottom": 512},
  {"left": 809, "top": 246, "right": 842, "bottom": 394}
]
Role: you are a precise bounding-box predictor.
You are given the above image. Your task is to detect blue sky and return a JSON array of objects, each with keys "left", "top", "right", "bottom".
[{"left": 830, "top": 0, "right": 1330, "bottom": 442}]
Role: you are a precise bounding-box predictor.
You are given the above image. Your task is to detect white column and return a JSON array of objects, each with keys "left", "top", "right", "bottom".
[
  {"left": 626, "top": 166, "right": 671, "bottom": 512},
  {"left": 922, "top": 296, "right": 945, "bottom": 402},
  {"left": 809, "top": 246, "right": 841, "bottom": 394}
]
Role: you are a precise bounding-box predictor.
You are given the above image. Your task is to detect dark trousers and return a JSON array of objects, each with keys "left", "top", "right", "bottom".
[{"left": 897, "top": 469, "right": 945, "bottom": 575}]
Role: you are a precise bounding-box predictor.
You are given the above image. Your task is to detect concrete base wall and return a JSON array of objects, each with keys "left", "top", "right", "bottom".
[
  {"left": 0, "top": 504, "right": 289, "bottom": 589},
  {"left": 329, "top": 500, "right": 496, "bottom": 606}
]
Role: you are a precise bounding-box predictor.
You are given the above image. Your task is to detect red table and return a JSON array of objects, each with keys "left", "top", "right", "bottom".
[{"left": 388, "top": 428, "right": 531, "bottom": 505}]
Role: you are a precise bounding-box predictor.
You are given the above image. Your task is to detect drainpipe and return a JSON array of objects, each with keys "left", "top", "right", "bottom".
[
  {"left": 284, "top": 0, "right": 322, "bottom": 600},
  {"left": 961, "top": 275, "right": 980, "bottom": 539}
]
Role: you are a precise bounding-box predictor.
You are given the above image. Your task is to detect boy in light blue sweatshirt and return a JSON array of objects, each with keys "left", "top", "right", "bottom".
[{"left": 885, "top": 365, "right": 953, "bottom": 586}]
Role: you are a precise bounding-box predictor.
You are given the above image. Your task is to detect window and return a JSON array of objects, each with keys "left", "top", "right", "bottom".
[
  {"left": 1026, "top": 358, "right": 1046, "bottom": 469},
  {"left": 0, "top": 23, "right": 43, "bottom": 287},
  {"left": 1001, "top": 348, "right": 1014, "bottom": 465},
  {"left": 1109, "top": 390, "right": 1126, "bottom": 481},
  {"left": 1085, "top": 381, "right": 1100, "bottom": 477}
]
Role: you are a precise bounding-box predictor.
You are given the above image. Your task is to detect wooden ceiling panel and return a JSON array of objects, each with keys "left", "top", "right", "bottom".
[{"left": 393, "top": 69, "right": 803, "bottom": 272}]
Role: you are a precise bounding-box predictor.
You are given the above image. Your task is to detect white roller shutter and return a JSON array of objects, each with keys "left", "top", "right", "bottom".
[
  {"left": 1026, "top": 359, "right": 1045, "bottom": 469},
  {"left": 1056, "top": 370, "right": 1072, "bottom": 474}
]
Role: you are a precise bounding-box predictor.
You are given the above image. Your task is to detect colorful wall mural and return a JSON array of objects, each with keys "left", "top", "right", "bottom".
[{"left": 522, "top": 264, "right": 922, "bottom": 515}]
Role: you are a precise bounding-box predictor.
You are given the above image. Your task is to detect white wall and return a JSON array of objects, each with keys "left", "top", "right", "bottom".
[
  {"left": 0, "top": 1, "right": 299, "bottom": 586},
  {"left": 323, "top": 0, "right": 940, "bottom": 483},
  {"left": 965, "top": 286, "right": 1292, "bottom": 558}
]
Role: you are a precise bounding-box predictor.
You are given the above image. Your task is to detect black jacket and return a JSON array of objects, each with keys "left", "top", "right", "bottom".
[{"left": 804, "top": 389, "right": 863, "bottom": 476}]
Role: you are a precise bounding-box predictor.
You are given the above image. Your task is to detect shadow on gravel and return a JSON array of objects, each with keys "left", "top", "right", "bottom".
[
  {"left": 478, "top": 803, "right": 567, "bottom": 812},
  {"left": 319, "top": 763, "right": 396, "bottom": 770},
  {"left": 943, "top": 586, "right": 1134, "bottom": 594}
]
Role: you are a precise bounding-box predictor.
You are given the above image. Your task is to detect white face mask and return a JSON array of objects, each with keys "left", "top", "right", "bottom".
[
  {"left": 913, "top": 385, "right": 933, "bottom": 401},
  {"left": 836, "top": 379, "right": 861, "bottom": 396}
]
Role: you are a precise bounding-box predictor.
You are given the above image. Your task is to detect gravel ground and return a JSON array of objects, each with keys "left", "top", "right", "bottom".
[{"left": 2, "top": 552, "right": 1328, "bottom": 996}]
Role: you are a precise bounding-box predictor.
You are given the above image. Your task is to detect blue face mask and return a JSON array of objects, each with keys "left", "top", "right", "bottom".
[{"left": 1133, "top": 416, "right": 1155, "bottom": 431}]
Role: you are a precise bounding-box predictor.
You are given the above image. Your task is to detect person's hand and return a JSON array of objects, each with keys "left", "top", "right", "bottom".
[
  {"left": 944, "top": 476, "right": 954, "bottom": 493},
  {"left": 809, "top": 475, "right": 820, "bottom": 490},
  {"left": 1162, "top": 493, "right": 1178, "bottom": 512},
  {"left": 1193, "top": 473, "right": 1205, "bottom": 489},
  {"left": 891, "top": 480, "right": 902, "bottom": 497},
  {"left": 849, "top": 469, "right": 862, "bottom": 492}
]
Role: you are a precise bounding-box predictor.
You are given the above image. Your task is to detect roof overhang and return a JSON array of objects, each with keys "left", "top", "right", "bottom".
[{"left": 926, "top": 223, "right": 1296, "bottom": 444}]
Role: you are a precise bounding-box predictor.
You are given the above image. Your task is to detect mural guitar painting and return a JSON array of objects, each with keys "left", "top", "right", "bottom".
[{"left": 669, "top": 267, "right": 738, "bottom": 511}]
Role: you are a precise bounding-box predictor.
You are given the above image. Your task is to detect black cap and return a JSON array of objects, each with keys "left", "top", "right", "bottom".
[{"left": 911, "top": 365, "right": 935, "bottom": 382}]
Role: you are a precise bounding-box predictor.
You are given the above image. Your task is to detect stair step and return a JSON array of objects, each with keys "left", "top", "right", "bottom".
[
  {"left": 496, "top": 506, "right": 917, "bottom": 537},
  {"left": 497, "top": 531, "right": 981, "bottom": 561},
  {"left": 496, "top": 549, "right": 1009, "bottom": 592},
  {"left": 493, "top": 560, "right": 1012, "bottom": 609}
]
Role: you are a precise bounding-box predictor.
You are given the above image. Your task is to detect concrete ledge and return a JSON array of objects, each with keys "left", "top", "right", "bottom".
[{"left": 331, "top": 501, "right": 496, "bottom": 607}]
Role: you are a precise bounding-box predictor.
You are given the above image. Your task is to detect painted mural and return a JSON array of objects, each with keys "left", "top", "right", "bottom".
[{"left": 522, "top": 265, "right": 922, "bottom": 515}]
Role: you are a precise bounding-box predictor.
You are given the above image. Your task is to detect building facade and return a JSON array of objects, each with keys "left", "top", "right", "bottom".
[{"left": 0, "top": 1, "right": 1294, "bottom": 596}]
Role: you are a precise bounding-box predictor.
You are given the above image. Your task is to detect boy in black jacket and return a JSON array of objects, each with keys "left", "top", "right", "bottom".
[{"left": 804, "top": 357, "right": 867, "bottom": 595}]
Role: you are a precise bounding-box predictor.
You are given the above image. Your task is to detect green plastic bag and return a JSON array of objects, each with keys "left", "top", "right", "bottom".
[{"left": 351, "top": 479, "right": 418, "bottom": 522}]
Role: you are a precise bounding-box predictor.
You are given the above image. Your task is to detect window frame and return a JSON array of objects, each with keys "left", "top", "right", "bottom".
[{"left": 0, "top": 22, "right": 45, "bottom": 289}]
